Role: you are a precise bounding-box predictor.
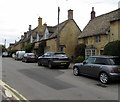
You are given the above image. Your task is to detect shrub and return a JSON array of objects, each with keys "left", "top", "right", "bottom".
[
  {"left": 8, "top": 50, "right": 17, "bottom": 57},
  {"left": 103, "top": 40, "right": 120, "bottom": 57},
  {"left": 22, "top": 43, "right": 34, "bottom": 53},
  {"left": 73, "top": 56, "right": 85, "bottom": 63},
  {"left": 75, "top": 44, "right": 86, "bottom": 57},
  {"left": 37, "top": 41, "right": 46, "bottom": 56}
]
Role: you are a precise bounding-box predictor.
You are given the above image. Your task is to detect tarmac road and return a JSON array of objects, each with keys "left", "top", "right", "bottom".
[{"left": 2, "top": 57, "right": 119, "bottom": 101}]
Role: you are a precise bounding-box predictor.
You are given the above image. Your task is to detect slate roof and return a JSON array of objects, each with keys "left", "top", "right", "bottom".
[{"left": 78, "top": 8, "right": 120, "bottom": 39}]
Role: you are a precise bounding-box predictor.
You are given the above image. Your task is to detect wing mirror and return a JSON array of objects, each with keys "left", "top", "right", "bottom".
[{"left": 83, "top": 61, "right": 87, "bottom": 64}]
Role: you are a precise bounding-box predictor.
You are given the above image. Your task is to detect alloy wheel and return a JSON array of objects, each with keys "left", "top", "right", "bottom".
[
  {"left": 100, "top": 73, "right": 109, "bottom": 84},
  {"left": 73, "top": 67, "right": 79, "bottom": 76}
]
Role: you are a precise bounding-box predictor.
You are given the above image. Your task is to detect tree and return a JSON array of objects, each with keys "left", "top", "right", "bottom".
[{"left": 103, "top": 40, "right": 120, "bottom": 57}]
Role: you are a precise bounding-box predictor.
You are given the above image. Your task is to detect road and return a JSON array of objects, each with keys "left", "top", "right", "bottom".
[{"left": 2, "top": 57, "right": 119, "bottom": 101}]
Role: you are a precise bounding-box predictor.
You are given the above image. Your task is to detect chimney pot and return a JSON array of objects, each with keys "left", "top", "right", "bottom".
[
  {"left": 38, "top": 17, "right": 42, "bottom": 26},
  {"left": 68, "top": 9, "right": 73, "bottom": 20},
  {"left": 28, "top": 25, "right": 32, "bottom": 31},
  {"left": 91, "top": 7, "right": 95, "bottom": 20},
  {"left": 24, "top": 32, "right": 27, "bottom": 38}
]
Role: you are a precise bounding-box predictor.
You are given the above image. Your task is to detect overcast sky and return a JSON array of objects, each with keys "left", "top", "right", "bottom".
[{"left": 0, "top": 0, "right": 120, "bottom": 47}]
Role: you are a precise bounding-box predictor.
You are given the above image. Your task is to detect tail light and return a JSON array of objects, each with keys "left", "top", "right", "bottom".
[{"left": 108, "top": 68, "right": 115, "bottom": 73}]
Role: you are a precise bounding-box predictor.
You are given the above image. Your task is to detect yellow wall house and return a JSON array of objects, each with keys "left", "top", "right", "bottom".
[
  {"left": 44, "top": 9, "right": 82, "bottom": 58},
  {"left": 78, "top": 7, "right": 120, "bottom": 58}
]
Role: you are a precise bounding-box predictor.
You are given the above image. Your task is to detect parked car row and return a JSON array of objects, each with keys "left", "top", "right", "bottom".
[{"left": 12, "top": 51, "right": 120, "bottom": 84}]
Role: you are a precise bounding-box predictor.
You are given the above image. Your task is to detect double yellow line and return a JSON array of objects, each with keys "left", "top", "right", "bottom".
[{"left": 0, "top": 80, "right": 30, "bottom": 102}]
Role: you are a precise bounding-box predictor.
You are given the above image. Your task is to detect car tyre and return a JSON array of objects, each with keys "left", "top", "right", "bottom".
[
  {"left": 99, "top": 72, "right": 109, "bottom": 84},
  {"left": 38, "top": 60, "right": 42, "bottom": 66},
  {"left": 48, "top": 62, "right": 53, "bottom": 69},
  {"left": 25, "top": 59, "right": 28, "bottom": 63},
  {"left": 73, "top": 67, "right": 80, "bottom": 76}
]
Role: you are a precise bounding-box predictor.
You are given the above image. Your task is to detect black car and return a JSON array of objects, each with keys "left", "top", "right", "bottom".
[
  {"left": 73, "top": 56, "right": 120, "bottom": 84},
  {"left": 22, "top": 53, "right": 38, "bottom": 63},
  {"left": 38, "top": 52, "right": 70, "bottom": 68}
]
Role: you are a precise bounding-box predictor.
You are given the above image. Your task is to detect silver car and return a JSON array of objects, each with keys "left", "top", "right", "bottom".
[{"left": 73, "top": 56, "right": 120, "bottom": 84}]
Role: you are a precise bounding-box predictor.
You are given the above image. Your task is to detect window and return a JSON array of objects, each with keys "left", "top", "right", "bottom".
[
  {"left": 86, "top": 57, "right": 96, "bottom": 64},
  {"left": 95, "top": 58, "right": 109, "bottom": 65},
  {"left": 84, "top": 38, "right": 88, "bottom": 44},
  {"left": 95, "top": 36, "right": 101, "bottom": 43},
  {"left": 60, "top": 47, "right": 64, "bottom": 52},
  {"left": 85, "top": 49, "right": 96, "bottom": 59}
]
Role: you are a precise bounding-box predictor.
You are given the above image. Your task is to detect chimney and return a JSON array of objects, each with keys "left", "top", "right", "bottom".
[
  {"left": 91, "top": 7, "right": 95, "bottom": 20},
  {"left": 68, "top": 9, "right": 73, "bottom": 20},
  {"left": 43, "top": 23, "right": 47, "bottom": 26},
  {"left": 38, "top": 17, "right": 42, "bottom": 26},
  {"left": 21, "top": 35, "right": 24, "bottom": 39},
  {"left": 28, "top": 25, "right": 32, "bottom": 31},
  {"left": 24, "top": 32, "right": 27, "bottom": 38}
]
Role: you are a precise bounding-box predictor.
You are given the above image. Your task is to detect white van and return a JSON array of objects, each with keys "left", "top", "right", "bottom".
[{"left": 15, "top": 51, "right": 25, "bottom": 60}]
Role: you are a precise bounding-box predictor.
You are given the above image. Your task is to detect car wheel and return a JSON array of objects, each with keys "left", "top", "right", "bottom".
[
  {"left": 73, "top": 67, "right": 80, "bottom": 76},
  {"left": 38, "top": 60, "right": 42, "bottom": 66},
  {"left": 25, "top": 59, "right": 27, "bottom": 63},
  {"left": 99, "top": 72, "right": 109, "bottom": 84},
  {"left": 48, "top": 62, "right": 53, "bottom": 69}
]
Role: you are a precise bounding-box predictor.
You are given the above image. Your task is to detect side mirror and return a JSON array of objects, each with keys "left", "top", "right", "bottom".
[{"left": 83, "top": 61, "right": 86, "bottom": 64}]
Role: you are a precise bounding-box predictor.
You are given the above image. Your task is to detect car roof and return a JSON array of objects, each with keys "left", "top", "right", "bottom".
[
  {"left": 46, "top": 52, "right": 65, "bottom": 54},
  {"left": 90, "top": 56, "right": 119, "bottom": 59}
]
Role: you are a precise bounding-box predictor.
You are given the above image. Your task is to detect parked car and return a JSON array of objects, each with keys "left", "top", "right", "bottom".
[
  {"left": 15, "top": 51, "right": 25, "bottom": 60},
  {"left": 2, "top": 52, "right": 8, "bottom": 57},
  {"left": 38, "top": 52, "right": 70, "bottom": 68},
  {"left": 22, "top": 53, "right": 38, "bottom": 63},
  {"left": 73, "top": 56, "right": 120, "bottom": 84}
]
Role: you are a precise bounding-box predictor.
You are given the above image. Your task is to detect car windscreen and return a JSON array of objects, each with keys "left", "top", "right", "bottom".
[{"left": 109, "top": 58, "right": 120, "bottom": 65}]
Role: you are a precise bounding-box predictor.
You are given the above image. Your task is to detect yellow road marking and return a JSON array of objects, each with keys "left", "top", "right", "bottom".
[{"left": 0, "top": 80, "right": 30, "bottom": 102}]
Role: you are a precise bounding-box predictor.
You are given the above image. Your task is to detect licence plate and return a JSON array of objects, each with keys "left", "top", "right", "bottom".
[
  {"left": 61, "top": 63, "right": 66, "bottom": 65},
  {"left": 118, "top": 68, "right": 120, "bottom": 71}
]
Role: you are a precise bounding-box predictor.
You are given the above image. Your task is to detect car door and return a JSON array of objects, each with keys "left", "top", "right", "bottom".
[
  {"left": 91, "top": 58, "right": 108, "bottom": 77},
  {"left": 81, "top": 57, "right": 96, "bottom": 76}
]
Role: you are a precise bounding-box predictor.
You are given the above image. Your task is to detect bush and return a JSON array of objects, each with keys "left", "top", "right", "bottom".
[
  {"left": 75, "top": 44, "right": 86, "bottom": 57},
  {"left": 37, "top": 41, "right": 46, "bottom": 56},
  {"left": 72, "top": 56, "right": 85, "bottom": 63},
  {"left": 22, "top": 43, "right": 34, "bottom": 53},
  {"left": 103, "top": 40, "right": 120, "bottom": 57},
  {"left": 8, "top": 50, "right": 17, "bottom": 57}
]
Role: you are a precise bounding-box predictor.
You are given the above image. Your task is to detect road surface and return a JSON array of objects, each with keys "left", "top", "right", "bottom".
[{"left": 2, "top": 57, "right": 119, "bottom": 101}]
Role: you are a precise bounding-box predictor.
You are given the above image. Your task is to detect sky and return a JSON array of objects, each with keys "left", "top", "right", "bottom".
[{"left": 0, "top": 0, "right": 120, "bottom": 48}]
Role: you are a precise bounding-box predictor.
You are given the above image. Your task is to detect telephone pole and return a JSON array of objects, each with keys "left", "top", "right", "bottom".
[
  {"left": 56, "top": 6, "right": 60, "bottom": 52},
  {"left": 4, "top": 39, "right": 6, "bottom": 48}
]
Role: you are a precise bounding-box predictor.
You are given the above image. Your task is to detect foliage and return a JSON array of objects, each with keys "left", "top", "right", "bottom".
[
  {"left": 8, "top": 50, "right": 17, "bottom": 57},
  {"left": 22, "top": 43, "right": 34, "bottom": 53},
  {"left": 2, "top": 45, "right": 7, "bottom": 52},
  {"left": 72, "top": 56, "right": 85, "bottom": 63},
  {"left": 103, "top": 40, "right": 120, "bottom": 57},
  {"left": 37, "top": 41, "right": 46, "bottom": 56},
  {"left": 75, "top": 44, "right": 86, "bottom": 57}
]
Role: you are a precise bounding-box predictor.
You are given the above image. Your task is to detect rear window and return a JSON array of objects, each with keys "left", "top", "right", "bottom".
[
  {"left": 54, "top": 54, "right": 67, "bottom": 57},
  {"left": 27, "top": 53, "right": 35, "bottom": 56},
  {"left": 109, "top": 58, "right": 120, "bottom": 65}
]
